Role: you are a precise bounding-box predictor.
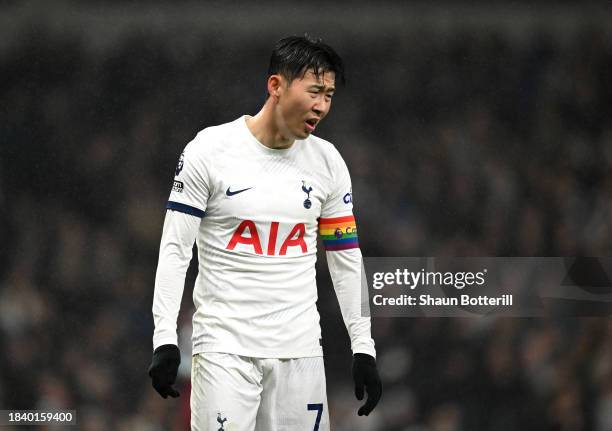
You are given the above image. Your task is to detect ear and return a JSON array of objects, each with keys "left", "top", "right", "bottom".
[{"left": 267, "top": 75, "right": 284, "bottom": 99}]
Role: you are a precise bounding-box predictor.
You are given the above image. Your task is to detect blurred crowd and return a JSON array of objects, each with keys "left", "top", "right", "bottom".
[{"left": 1, "top": 14, "right": 612, "bottom": 431}]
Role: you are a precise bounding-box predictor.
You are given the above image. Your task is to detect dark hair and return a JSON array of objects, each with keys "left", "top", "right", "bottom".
[{"left": 268, "top": 35, "right": 345, "bottom": 87}]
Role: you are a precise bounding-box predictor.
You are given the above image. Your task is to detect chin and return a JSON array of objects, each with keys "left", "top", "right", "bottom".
[{"left": 293, "top": 129, "right": 309, "bottom": 139}]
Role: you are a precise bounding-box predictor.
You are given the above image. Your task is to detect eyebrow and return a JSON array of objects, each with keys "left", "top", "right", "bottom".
[{"left": 309, "top": 84, "right": 335, "bottom": 92}]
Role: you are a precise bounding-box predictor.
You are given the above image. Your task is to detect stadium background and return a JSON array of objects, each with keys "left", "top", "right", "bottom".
[{"left": 1, "top": 1, "right": 612, "bottom": 430}]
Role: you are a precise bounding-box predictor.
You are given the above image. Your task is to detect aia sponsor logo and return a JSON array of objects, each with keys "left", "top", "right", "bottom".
[{"left": 226, "top": 220, "right": 307, "bottom": 255}]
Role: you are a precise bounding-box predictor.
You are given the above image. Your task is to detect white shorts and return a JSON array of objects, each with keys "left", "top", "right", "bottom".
[{"left": 190, "top": 352, "right": 330, "bottom": 431}]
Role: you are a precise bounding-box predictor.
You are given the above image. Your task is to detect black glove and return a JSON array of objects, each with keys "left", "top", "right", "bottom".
[
  {"left": 148, "top": 344, "right": 181, "bottom": 399},
  {"left": 352, "top": 353, "right": 382, "bottom": 416}
]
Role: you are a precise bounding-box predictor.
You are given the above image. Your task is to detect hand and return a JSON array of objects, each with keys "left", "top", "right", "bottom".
[
  {"left": 148, "top": 344, "right": 181, "bottom": 398},
  {"left": 352, "top": 353, "right": 382, "bottom": 416}
]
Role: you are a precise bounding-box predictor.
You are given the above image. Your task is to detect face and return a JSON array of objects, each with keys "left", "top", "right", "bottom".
[{"left": 273, "top": 69, "right": 335, "bottom": 140}]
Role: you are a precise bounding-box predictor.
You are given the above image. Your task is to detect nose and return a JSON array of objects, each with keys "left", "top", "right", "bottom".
[{"left": 312, "top": 97, "right": 329, "bottom": 117}]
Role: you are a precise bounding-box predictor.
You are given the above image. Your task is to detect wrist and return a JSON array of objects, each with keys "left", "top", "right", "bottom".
[
  {"left": 154, "top": 344, "right": 179, "bottom": 355},
  {"left": 353, "top": 353, "right": 376, "bottom": 364}
]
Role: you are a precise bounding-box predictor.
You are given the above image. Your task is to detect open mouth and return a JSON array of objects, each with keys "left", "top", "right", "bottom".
[{"left": 305, "top": 118, "right": 318, "bottom": 132}]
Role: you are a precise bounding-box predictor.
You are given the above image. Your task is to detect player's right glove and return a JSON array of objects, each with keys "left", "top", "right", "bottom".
[
  {"left": 352, "top": 353, "right": 382, "bottom": 416},
  {"left": 148, "top": 344, "right": 181, "bottom": 399}
]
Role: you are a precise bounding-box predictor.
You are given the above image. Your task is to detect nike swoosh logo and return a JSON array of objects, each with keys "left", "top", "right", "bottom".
[{"left": 226, "top": 186, "right": 253, "bottom": 196}]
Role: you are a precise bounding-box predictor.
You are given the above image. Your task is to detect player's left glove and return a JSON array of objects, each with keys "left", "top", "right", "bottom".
[{"left": 352, "top": 353, "right": 382, "bottom": 416}]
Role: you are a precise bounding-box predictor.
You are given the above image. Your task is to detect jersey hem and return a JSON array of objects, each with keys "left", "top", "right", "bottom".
[{"left": 192, "top": 343, "right": 324, "bottom": 359}]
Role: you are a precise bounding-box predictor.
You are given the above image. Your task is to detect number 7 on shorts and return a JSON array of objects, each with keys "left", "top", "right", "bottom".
[{"left": 307, "top": 403, "right": 323, "bottom": 431}]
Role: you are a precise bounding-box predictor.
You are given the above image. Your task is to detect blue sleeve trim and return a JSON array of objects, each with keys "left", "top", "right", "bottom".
[{"left": 166, "top": 201, "right": 206, "bottom": 218}]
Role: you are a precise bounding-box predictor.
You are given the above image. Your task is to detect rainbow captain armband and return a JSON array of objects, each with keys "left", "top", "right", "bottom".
[{"left": 318, "top": 215, "right": 359, "bottom": 251}]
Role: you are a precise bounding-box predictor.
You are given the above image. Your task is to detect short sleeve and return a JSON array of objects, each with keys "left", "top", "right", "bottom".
[{"left": 166, "top": 137, "right": 210, "bottom": 218}]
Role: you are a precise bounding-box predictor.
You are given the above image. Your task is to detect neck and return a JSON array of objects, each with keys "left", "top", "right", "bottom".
[{"left": 245, "top": 100, "right": 294, "bottom": 149}]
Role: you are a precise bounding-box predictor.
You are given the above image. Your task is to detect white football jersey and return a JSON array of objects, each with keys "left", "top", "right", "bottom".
[{"left": 166, "top": 116, "right": 360, "bottom": 358}]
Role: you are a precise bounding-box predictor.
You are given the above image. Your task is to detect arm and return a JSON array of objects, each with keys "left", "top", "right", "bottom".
[
  {"left": 149, "top": 135, "right": 211, "bottom": 399},
  {"left": 152, "top": 135, "right": 210, "bottom": 349},
  {"left": 325, "top": 246, "right": 376, "bottom": 358},
  {"left": 152, "top": 209, "right": 201, "bottom": 349},
  {"left": 148, "top": 209, "right": 200, "bottom": 399},
  {"left": 319, "top": 148, "right": 382, "bottom": 416},
  {"left": 321, "top": 216, "right": 382, "bottom": 417}
]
